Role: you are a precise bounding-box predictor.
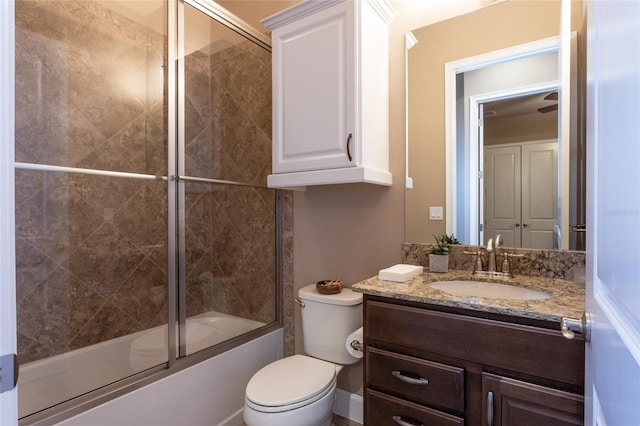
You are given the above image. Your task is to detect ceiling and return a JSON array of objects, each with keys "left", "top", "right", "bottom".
[{"left": 484, "top": 90, "right": 558, "bottom": 119}]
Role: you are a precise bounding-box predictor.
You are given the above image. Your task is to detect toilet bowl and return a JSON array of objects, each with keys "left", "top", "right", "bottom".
[
  {"left": 243, "top": 284, "right": 363, "bottom": 425},
  {"left": 244, "top": 355, "right": 341, "bottom": 426}
]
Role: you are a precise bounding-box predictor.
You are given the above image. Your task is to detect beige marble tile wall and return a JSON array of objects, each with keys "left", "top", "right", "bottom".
[
  {"left": 182, "top": 36, "right": 276, "bottom": 325},
  {"left": 14, "top": 0, "right": 283, "bottom": 364}
]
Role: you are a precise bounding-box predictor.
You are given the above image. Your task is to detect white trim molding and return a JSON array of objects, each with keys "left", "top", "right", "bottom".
[{"left": 334, "top": 389, "right": 363, "bottom": 424}]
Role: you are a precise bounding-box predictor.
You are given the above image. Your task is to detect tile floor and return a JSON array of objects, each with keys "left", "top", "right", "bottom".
[
  {"left": 332, "top": 413, "right": 362, "bottom": 425},
  {"left": 241, "top": 413, "right": 361, "bottom": 426}
]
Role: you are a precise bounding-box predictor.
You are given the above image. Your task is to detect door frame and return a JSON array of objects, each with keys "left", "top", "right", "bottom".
[{"left": 0, "top": 0, "right": 18, "bottom": 423}]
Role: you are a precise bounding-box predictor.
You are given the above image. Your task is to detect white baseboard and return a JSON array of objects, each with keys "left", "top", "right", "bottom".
[
  {"left": 217, "top": 407, "right": 243, "bottom": 426},
  {"left": 333, "top": 389, "right": 363, "bottom": 424}
]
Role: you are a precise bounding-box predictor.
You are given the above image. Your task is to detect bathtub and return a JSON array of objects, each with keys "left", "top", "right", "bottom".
[{"left": 18, "top": 312, "right": 265, "bottom": 419}]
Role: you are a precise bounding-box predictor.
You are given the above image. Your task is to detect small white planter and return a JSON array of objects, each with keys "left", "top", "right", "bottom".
[{"left": 428, "top": 254, "right": 449, "bottom": 273}]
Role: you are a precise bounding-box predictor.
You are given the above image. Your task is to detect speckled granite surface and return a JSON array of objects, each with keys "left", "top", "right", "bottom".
[
  {"left": 402, "top": 244, "right": 586, "bottom": 283},
  {"left": 352, "top": 269, "right": 585, "bottom": 323}
]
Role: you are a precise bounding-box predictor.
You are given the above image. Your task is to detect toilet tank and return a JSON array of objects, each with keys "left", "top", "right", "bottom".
[{"left": 298, "top": 283, "right": 363, "bottom": 365}]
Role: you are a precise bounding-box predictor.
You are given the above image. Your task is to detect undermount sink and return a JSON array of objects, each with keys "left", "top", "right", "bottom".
[{"left": 428, "top": 280, "right": 552, "bottom": 301}]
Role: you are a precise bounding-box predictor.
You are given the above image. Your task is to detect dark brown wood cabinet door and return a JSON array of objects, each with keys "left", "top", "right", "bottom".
[{"left": 482, "top": 373, "right": 584, "bottom": 426}]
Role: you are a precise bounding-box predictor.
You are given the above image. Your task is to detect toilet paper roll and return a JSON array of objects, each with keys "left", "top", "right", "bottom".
[{"left": 346, "top": 327, "right": 364, "bottom": 359}]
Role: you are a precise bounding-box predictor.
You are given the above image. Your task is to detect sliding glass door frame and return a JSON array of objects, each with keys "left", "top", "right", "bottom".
[
  {"left": 9, "top": 0, "right": 280, "bottom": 423},
  {"left": 0, "top": 0, "right": 18, "bottom": 422}
]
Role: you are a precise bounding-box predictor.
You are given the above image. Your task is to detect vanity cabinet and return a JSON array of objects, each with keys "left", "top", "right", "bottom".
[
  {"left": 262, "top": 0, "right": 394, "bottom": 188},
  {"left": 363, "top": 296, "right": 585, "bottom": 425}
]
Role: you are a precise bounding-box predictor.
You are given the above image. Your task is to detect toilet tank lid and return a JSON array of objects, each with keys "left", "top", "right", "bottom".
[{"left": 298, "top": 284, "right": 363, "bottom": 306}]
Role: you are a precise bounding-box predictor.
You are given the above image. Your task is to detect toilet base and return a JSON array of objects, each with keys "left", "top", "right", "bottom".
[{"left": 244, "top": 410, "right": 332, "bottom": 426}]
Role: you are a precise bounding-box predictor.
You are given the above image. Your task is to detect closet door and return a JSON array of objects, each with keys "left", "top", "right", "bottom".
[
  {"left": 521, "top": 142, "right": 558, "bottom": 249},
  {"left": 484, "top": 145, "right": 521, "bottom": 247}
]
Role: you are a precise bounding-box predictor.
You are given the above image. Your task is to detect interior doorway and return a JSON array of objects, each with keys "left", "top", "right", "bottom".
[{"left": 472, "top": 86, "right": 560, "bottom": 248}]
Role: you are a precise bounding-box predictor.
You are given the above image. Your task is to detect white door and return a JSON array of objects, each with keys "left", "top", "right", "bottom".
[
  {"left": 0, "top": 1, "right": 18, "bottom": 424},
  {"left": 521, "top": 141, "right": 558, "bottom": 249},
  {"left": 484, "top": 145, "right": 521, "bottom": 247},
  {"left": 585, "top": 0, "right": 640, "bottom": 424}
]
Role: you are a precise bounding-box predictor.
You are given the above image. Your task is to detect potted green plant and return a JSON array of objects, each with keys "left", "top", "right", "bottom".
[{"left": 425, "top": 233, "right": 459, "bottom": 273}]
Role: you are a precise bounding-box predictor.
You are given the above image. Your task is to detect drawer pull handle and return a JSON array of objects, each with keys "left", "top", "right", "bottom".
[
  {"left": 486, "top": 390, "right": 494, "bottom": 426},
  {"left": 391, "top": 370, "right": 429, "bottom": 386},
  {"left": 392, "top": 415, "right": 424, "bottom": 426}
]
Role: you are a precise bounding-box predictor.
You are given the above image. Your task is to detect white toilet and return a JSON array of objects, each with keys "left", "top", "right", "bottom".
[{"left": 243, "top": 283, "right": 363, "bottom": 426}]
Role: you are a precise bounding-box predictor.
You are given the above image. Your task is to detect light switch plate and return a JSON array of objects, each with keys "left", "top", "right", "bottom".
[{"left": 429, "top": 206, "right": 443, "bottom": 220}]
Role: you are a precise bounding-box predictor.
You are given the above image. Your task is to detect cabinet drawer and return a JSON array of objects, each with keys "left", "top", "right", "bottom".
[
  {"left": 366, "top": 389, "right": 464, "bottom": 426},
  {"left": 365, "top": 300, "right": 585, "bottom": 387},
  {"left": 367, "top": 347, "right": 464, "bottom": 412}
]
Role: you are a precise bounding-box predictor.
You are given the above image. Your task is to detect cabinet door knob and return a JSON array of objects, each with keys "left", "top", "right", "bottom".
[
  {"left": 561, "top": 312, "right": 592, "bottom": 342},
  {"left": 391, "top": 370, "right": 429, "bottom": 385},
  {"left": 346, "top": 133, "right": 353, "bottom": 161},
  {"left": 392, "top": 415, "right": 424, "bottom": 426}
]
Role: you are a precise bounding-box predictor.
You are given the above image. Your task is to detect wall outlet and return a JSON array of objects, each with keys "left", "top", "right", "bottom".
[{"left": 429, "top": 206, "right": 444, "bottom": 221}]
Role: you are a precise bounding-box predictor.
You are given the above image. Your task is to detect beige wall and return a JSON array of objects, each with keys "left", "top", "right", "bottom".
[
  {"left": 222, "top": 0, "right": 498, "bottom": 397},
  {"left": 216, "top": 0, "right": 299, "bottom": 34},
  {"left": 406, "top": 0, "right": 572, "bottom": 244},
  {"left": 485, "top": 112, "right": 558, "bottom": 145}
]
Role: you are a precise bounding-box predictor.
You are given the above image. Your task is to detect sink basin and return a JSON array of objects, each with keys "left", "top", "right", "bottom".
[{"left": 428, "top": 280, "right": 551, "bottom": 300}]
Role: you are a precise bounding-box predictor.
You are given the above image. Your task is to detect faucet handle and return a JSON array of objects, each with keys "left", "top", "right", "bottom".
[
  {"left": 504, "top": 252, "right": 526, "bottom": 259},
  {"left": 501, "top": 252, "right": 526, "bottom": 274},
  {"left": 463, "top": 250, "right": 484, "bottom": 272}
]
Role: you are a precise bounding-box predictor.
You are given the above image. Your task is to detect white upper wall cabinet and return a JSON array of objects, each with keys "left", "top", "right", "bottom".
[{"left": 262, "top": 0, "right": 394, "bottom": 188}]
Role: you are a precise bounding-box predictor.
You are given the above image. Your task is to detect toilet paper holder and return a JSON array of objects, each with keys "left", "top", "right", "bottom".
[{"left": 349, "top": 339, "right": 363, "bottom": 352}]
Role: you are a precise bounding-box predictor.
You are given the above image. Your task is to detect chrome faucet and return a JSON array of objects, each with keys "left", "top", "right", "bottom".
[
  {"left": 486, "top": 235, "right": 503, "bottom": 273},
  {"left": 473, "top": 234, "right": 515, "bottom": 278},
  {"left": 495, "top": 234, "right": 503, "bottom": 266}
]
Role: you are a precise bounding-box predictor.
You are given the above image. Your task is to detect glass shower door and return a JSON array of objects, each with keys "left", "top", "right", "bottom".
[
  {"left": 14, "top": 0, "right": 170, "bottom": 417},
  {"left": 178, "top": 2, "right": 276, "bottom": 357},
  {"left": 13, "top": 0, "right": 278, "bottom": 420}
]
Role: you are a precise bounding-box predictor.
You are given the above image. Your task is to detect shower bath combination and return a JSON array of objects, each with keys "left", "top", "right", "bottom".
[{"left": 13, "top": 0, "right": 280, "bottom": 420}]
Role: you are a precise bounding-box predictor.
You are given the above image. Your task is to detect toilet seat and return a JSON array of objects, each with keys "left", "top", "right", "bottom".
[{"left": 245, "top": 355, "right": 337, "bottom": 413}]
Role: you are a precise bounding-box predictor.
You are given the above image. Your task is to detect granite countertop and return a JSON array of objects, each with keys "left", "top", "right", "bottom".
[{"left": 352, "top": 269, "right": 585, "bottom": 323}]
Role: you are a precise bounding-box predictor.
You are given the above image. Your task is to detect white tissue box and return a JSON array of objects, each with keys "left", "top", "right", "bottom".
[{"left": 378, "top": 264, "right": 423, "bottom": 282}]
